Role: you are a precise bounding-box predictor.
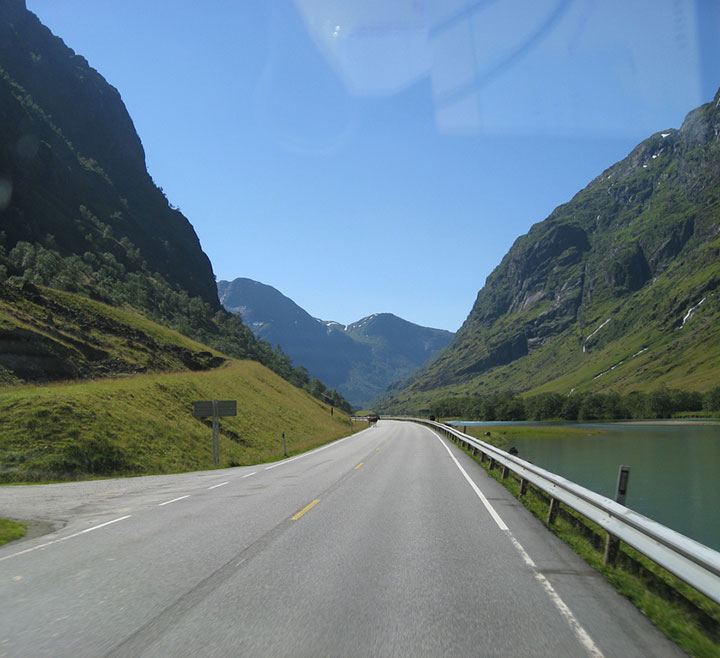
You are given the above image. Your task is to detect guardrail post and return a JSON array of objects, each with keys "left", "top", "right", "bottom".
[
  {"left": 604, "top": 466, "right": 630, "bottom": 566},
  {"left": 519, "top": 478, "right": 528, "bottom": 497},
  {"left": 547, "top": 498, "right": 559, "bottom": 525},
  {"left": 489, "top": 457, "right": 496, "bottom": 471},
  {"left": 604, "top": 535, "right": 620, "bottom": 566},
  {"left": 501, "top": 465, "right": 509, "bottom": 479}
]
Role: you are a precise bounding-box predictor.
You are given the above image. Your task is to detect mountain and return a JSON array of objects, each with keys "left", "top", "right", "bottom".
[
  {"left": 0, "top": 2, "right": 351, "bottom": 413},
  {"left": 217, "top": 277, "right": 454, "bottom": 407},
  {"left": 378, "top": 88, "right": 720, "bottom": 412},
  {"left": 0, "top": 0, "right": 217, "bottom": 305}
]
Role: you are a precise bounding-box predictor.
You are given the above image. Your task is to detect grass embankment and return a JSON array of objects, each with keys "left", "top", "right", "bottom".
[
  {"left": 0, "top": 360, "right": 362, "bottom": 483},
  {"left": 448, "top": 426, "right": 720, "bottom": 657},
  {"left": 0, "top": 518, "right": 26, "bottom": 545},
  {"left": 0, "top": 284, "right": 229, "bottom": 381},
  {"left": 456, "top": 423, "right": 606, "bottom": 449}
]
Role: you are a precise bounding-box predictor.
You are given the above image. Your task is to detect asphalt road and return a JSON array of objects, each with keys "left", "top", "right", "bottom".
[{"left": 0, "top": 420, "right": 682, "bottom": 657}]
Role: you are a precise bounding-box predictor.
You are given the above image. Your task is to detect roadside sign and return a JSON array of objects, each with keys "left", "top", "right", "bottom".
[
  {"left": 193, "top": 401, "right": 213, "bottom": 418},
  {"left": 193, "top": 400, "right": 236, "bottom": 418},
  {"left": 192, "top": 399, "right": 237, "bottom": 464},
  {"left": 216, "top": 400, "right": 237, "bottom": 417}
]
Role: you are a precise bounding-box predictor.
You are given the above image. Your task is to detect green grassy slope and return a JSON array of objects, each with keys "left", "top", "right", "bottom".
[
  {"left": 0, "top": 282, "right": 228, "bottom": 385},
  {"left": 0, "top": 360, "right": 359, "bottom": 483},
  {"left": 0, "top": 281, "right": 352, "bottom": 412},
  {"left": 0, "top": 283, "right": 359, "bottom": 482}
]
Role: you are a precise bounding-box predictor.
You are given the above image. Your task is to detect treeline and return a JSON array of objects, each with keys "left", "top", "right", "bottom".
[
  {"left": 0, "top": 238, "right": 353, "bottom": 414},
  {"left": 433, "top": 388, "right": 720, "bottom": 421}
]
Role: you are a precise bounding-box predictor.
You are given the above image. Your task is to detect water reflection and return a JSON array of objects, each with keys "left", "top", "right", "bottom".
[{"left": 454, "top": 421, "right": 720, "bottom": 551}]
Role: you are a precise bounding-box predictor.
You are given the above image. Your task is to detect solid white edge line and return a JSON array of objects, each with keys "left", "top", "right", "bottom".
[
  {"left": 158, "top": 495, "right": 190, "bottom": 506},
  {"left": 507, "top": 532, "right": 604, "bottom": 658},
  {"left": 426, "top": 426, "right": 604, "bottom": 658},
  {"left": 208, "top": 481, "right": 229, "bottom": 490},
  {"left": 0, "top": 515, "right": 132, "bottom": 563},
  {"left": 431, "top": 430, "right": 508, "bottom": 531},
  {"left": 263, "top": 430, "right": 363, "bottom": 471}
]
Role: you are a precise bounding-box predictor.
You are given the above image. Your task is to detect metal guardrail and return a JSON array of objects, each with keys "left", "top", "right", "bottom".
[{"left": 384, "top": 416, "right": 720, "bottom": 606}]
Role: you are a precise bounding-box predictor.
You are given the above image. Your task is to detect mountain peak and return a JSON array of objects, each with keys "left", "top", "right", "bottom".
[{"left": 217, "top": 278, "right": 454, "bottom": 407}]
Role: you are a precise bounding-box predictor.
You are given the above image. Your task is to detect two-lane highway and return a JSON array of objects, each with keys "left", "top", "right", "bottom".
[{"left": 0, "top": 421, "right": 681, "bottom": 656}]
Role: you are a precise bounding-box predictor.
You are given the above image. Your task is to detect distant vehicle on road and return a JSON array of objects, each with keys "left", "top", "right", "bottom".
[{"left": 367, "top": 415, "right": 379, "bottom": 424}]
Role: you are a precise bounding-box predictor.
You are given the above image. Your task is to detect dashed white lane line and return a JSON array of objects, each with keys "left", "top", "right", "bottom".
[
  {"left": 426, "top": 427, "right": 604, "bottom": 658},
  {"left": 158, "top": 495, "right": 190, "bottom": 507},
  {"left": 0, "top": 430, "right": 370, "bottom": 564},
  {"left": 0, "top": 515, "right": 132, "bottom": 563}
]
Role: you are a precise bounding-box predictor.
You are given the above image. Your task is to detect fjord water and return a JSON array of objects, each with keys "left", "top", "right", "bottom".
[{"left": 464, "top": 422, "right": 720, "bottom": 552}]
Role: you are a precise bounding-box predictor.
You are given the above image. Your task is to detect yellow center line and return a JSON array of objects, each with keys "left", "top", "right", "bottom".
[
  {"left": 354, "top": 462, "right": 364, "bottom": 470},
  {"left": 291, "top": 499, "right": 320, "bottom": 521}
]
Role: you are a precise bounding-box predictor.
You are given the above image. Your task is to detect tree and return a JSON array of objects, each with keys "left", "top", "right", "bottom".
[
  {"left": 704, "top": 387, "right": 720, "bottom": 413},
  {"left": 648, "top": 388, "right": 674, "bottom": 419},
  {"left": 561, "top": 393, "right": 582, "bottom": 420},
  {"left": 579, "top": 394, "right": 605, "bottom": 420},
  {"left": 625, "top": 391, "right": 648, "bottom": 419},
  {"left": 526, "top": 392, "right": 564, "bottom": 420}
]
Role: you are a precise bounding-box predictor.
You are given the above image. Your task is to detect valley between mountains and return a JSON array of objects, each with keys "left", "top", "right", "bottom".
[{"left": 0, "top": 0, "right": 719, "bottom": 485}]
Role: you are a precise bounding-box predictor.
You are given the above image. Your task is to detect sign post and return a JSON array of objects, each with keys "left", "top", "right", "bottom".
[
  {"left": 193, "top": 400, "right": 237, "bottom": 465},
  {"left": 604, "top": 465, "right": 630, "bottom": 565}
]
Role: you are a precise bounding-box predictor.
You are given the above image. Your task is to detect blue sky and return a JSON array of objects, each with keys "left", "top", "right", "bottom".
[{"left": 26, "top": 0, "right": 720, "bottom": 332}]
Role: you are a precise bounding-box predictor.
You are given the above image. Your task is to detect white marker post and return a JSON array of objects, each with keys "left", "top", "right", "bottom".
[
  {"left": 193, "top": 400, "right": 237, "bottom": 465},
  {"left": 604, "top": 465, "right": 630, "bottom": 565}
]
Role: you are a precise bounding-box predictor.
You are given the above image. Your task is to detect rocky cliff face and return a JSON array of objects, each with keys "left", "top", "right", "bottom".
[
  {"left": 381, "top": 88, "right": 720, "bottom": 408},
  {"left": 0, "top": 0, "right": 218, "bottom": 306}
]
